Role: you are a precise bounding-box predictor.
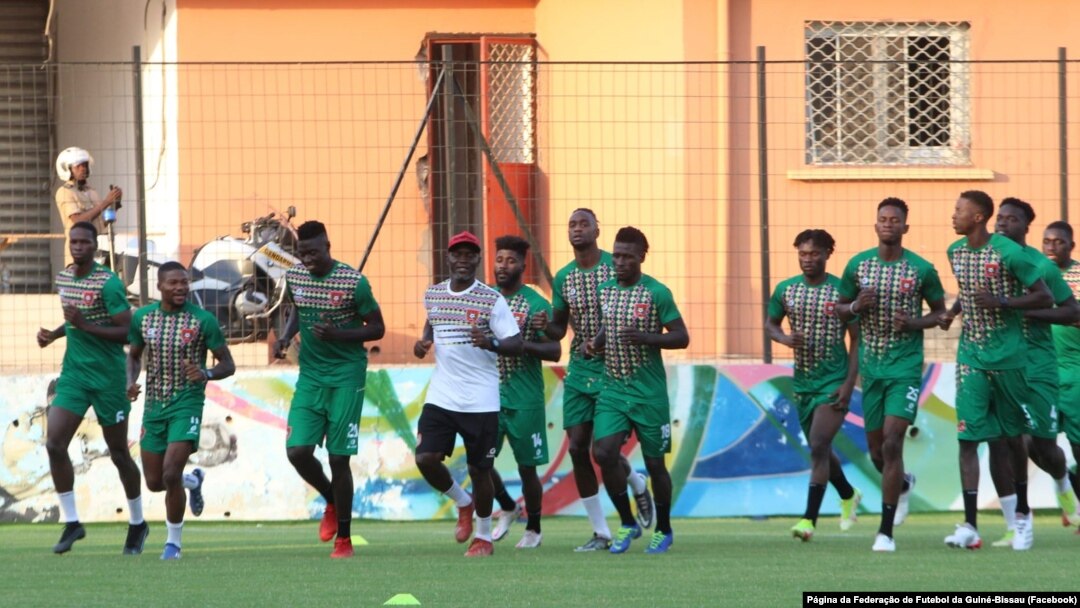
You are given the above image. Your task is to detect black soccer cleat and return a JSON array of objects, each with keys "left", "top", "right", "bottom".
[
  {"left": 123, "top": 521, "right": 150, "bottom": 555},
  {"left": 53, "top": 522, "right": 86, "bottom": 554}
]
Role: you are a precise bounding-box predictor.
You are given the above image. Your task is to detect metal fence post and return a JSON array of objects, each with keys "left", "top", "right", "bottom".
[
  {"left": 757, "top": 46, "right": 772, "bottom": 364},
  {"left": 132, "top": 46, "right": 148, "bottom": 304},
  {"left": 1059, "top": 47, "right": 1069, "bottom": 223}
]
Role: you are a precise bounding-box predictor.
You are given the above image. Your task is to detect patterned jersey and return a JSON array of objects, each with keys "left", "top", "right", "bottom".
[
  {"left": 129, "top": 302, "right": 225, "bottom": 412},
  {"left": 1053, "top": 259, "right": 1080, "bottom": 374},
  {"left": 947, "top": 233, "right": 1042, "bottom": 370},
  {"left": 498, "top": 285, "right": 552, "bottom": 410},
  {"left": 286, "top": 261, "right": 379, "bottom": 388},
  {"left": 767, "top": 274, "right": 849, "bottom": 395},
  {"left": 424, "top": 279, "right": 520, "bottom": 413},
  {"left": 597, "top": 274, "right": 681, "bottom": 403},
  {"left": 55, "top": 263, "right": 130, "bottom": 388},
  {"left": 1021, "top": 246, "right": 1074, "bottom": 381},
  {"left": 552, "top": 251, "right": 614, "bottom": 386},
  {"left": 838, "top": 248, "right": 945, "bottom": 380}
]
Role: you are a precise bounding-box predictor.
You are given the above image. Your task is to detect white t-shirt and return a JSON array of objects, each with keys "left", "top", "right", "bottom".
[{"left": 424, "top": 279, "right": 520, "bottom": 413}]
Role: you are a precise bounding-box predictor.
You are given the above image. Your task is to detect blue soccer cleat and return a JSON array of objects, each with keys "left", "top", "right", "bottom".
[
  {"left": 609, "top": 524, "right": 642, "bottom": 554},
  {"left": 160, "top": 543, "right": 182, "bottom": 561},
  {"left": 644, "top": 530, "right": 674, "bottom": 554},
  {"left": 188, "top": 468, "right": 205, "bottom": 517}
]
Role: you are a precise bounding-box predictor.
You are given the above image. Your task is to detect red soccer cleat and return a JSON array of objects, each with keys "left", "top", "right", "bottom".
[
  {"left": 320, "top": 504, "right": 338, "bottom": 543},
  {"left": 330, "top": 537, "right": 354, "bottom": 558},
  {"left": 464, "top": 538, "right": 493, "bottom": 557},
  {"left": 454, "top": 503, "right": 474, "bottom": 543}
]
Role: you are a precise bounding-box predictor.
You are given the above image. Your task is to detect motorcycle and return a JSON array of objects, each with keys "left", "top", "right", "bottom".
[{"left": 100, "top": 206, "right": 300, "bottom": 344}]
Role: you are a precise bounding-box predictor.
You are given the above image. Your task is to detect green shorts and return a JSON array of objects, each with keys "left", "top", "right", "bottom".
[
  {"left": 496, "top": 407, "right": 549, "bottom": 466},
  {"left": 1059, "top": 375, "right": 1080, "bottom": 444},
  {"left": 141, "top": 403, "right": 203, "bottom": 454},
  {"left": 1022, "top": 376, "right": 1060, "bottom": 440},
  {"left": 562, "top": 374, "right": 603, "bottom": 429},
  {"left": 287, "top": 384, "right": 364, "bottom": 456},
  {"left": 954, "top": 365, "right": 1028, "bottom": 442},
  {"left": 794, "top": 389, "right": 847, "bottom": 439},
  {"left": 593, "top": 394, "right": 671, "bottom": 458},
  {"left": 51, "top": 374, "right": 130, "bottom": 427},
  {"left": 860, "top": 377, "right": 920, "bottom": 432}
]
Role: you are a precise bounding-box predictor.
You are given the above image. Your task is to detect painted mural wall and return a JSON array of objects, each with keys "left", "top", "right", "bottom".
[{"left": 0, "top": 364, "right": 1071, "bottom": 523}]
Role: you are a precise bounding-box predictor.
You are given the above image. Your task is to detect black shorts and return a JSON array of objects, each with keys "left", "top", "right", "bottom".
[{"left": 416, "top": 404, "right": 500, "bottom": 469}]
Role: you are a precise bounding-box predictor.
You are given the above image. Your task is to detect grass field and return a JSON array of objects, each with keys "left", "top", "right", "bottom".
[{"left": 2, "top": 513, "right": 1077, "bottom": 607}]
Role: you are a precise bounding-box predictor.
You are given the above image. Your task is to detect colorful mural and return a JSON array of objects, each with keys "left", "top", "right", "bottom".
[{"left": 0, "top": 364, "right": 1072, "bottom": 523}]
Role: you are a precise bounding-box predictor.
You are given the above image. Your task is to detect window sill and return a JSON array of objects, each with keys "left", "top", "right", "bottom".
[{"left": 786, "top": 167, "right": 995, "bottom": 182}]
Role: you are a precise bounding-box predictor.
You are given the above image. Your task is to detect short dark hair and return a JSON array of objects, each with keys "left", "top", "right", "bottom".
[
  {"left": 158, "top": 260, "right": 186, "bottom": 280},
  {"left": 614, "top": 226, "right": 649, "bottom": 254},
  {"left": 1047, "top": 220, "right": 1074, "bottom": 241},
  {"left": 71, "top": 221, "right": 98, "bottom": 240},
  {"left": 878, "top": 197, "right": 908, "bottom": 217},
  {"left": 570, "top": 208, "right": 598, "bottom": 222},
  {"left": 494, "top": 235, "right": 529, "bottom": 259},
  {"left": 297, "top": 220, "right": 328, "bottom": 241},
  {"left": 793, "top": 229, "right": 835, "bottom": 253},
  {"left": 959, "top": 190, "right": 994, "bottom": 219},
  {"left": 1000, "top": 197, "right": 1036, "bottom": 224}
]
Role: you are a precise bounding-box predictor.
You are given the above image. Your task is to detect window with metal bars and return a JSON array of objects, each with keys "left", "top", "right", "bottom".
[{"left": 804, "top": 21, "right": 971, "bottom": 166}]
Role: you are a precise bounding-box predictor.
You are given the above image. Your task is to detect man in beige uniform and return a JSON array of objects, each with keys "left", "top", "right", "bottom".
[{"left": 54, "top": 147, "right": 121, "bottom": 266}]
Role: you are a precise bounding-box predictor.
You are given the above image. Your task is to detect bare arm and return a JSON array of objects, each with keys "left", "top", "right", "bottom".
[
  {"left": 975, "top": 279, "right": 1053, "bottom": 311},
  {"left": 896, "top": 297, "right": 947, "bottom": 332},
  {"left": 63, "top": 306, "right": 132, "bottom": 344},
  {"left": 523, "top": 338, "right": 561, "bottom": 362},
  {"left": 544, "top": 308, "right": 570, "bottom": 341},
  {"left": 1024, "top": 296, "right": 1080, "bottom": 325},
  {"left": 312, "top": 307, "right": 386, "bottom": 343},
  {"left": 826, "top": 323, "right": 860, "bottom": 409},
  {"left": 765, "top": 314, "right": 803, "bottom": 349},
  {"left": 414, "top": 320, "right": 434, "bottom": 359},
  {"left": 272, "top": 303, "right": 300, "bottom": 359},
  {"left": 618, "top": 317, "right": 690, "bottom": 350},
  {"left": 67, "top": 187, "right": 121, "bottom": 224},
  {"left": 37, "top": 323, "right": 66, "bottom": 348},
  {"left": 126, "top": 343, "right": 144, "bottom": 401}
]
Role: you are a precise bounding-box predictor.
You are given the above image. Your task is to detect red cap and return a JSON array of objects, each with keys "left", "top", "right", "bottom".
[{"left": 447, "top": 231, "right": 481, "bottom": 251}]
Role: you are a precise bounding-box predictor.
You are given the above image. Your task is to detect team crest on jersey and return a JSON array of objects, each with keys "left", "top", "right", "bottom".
[
  {"left": 181, "top": 328, "right": 196, "bottom": 344},
  {"left": 899, "top": 278, "right": 915, "bottom": 294},
  {"left": 634, "top": 303, "right": 649, "bottom": 319},
  {"left": 82, "top": 291, "right": 94, "bottom": 305},
  {"left": 513, "top": 311, "right": 527, "bottom": 326},
  {"left": 146, "top": 328, "right": 159, "bottom": 340},
  {"left": 786, "top": 298, "right": 795, "bottom": 307},
  {"left": 567, "top": 287, "right": 577, "bottom": 298},
  {"left": 465, "top": 309, "right": 481, "bottom": 325},
  {"left": 984, "top": 262, "right": 1000, "bottom": 277},
  {"left": 824, "top": 301, "right": 837, "bottom": 316},
  {"left": 329, "top": 291, "right": 345, "bottom": 306}
]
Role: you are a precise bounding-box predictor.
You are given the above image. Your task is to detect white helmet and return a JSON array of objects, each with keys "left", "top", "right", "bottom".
[{"left": 56, "top": 147, "right": 93, "bottom": 181}]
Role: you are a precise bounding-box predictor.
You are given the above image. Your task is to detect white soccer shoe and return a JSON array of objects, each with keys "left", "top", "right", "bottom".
[
  {"left": 1012, "top": 514, "right": 1033, "bottom": 551},
  {"left": 944, "top": 523, "right": 982, "bottom": 549},
  {"left": 515, "top": 530, "right": 542, "bottom": 549},
  {"left": 872, "top": 533, "right": 896, "bottom": 552},
  {"left": 492, "top": 503, "right": 523, "bottom": 542},
  {"left": 895, "top": 473, "right": 915, "bottom": 526}
]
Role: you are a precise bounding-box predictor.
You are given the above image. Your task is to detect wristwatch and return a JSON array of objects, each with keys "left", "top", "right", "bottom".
[
  {"left": 997, "top": 295, "right": 1009, "bottom": 309},
  {"left": 203, "top": 368, "right": 214, "bottom": 381},
  {"left": 490, "top": 337, "right": 501, "bottom": 351}
]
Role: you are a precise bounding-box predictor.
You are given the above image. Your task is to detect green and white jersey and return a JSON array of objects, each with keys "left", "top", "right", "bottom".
[
  {"left": 1053, "top": 259, "right": 1080, "bottom": 375},
  {"left": 1020, "top": 246, "right": 1073, "bottom": 381},
  {"left": 55, "top": 263, "right": 130, "bottom": 388},
  {"left": 497, "top": 285, "right": 552, "bottom": 410},
  {"left": 597, "top": 274, "right": 681, "bottom": 403},
  {"left": 767, "top": 274, "right": 848, "bottom": 395},
  {"left": 286, "top": 261, "right": 379, "bottom": 388},
  {"left": 129, "top": 301, "right": 225, "bottom": 411},
  {"left": 838, "top": 248, "right": 944, "bottom": 380},
  {"left": 947, "top": 233, "right": 1042, "bottom": 370},
  {"left": 552, "top": 251, "right": 614, "bottom": 386}
]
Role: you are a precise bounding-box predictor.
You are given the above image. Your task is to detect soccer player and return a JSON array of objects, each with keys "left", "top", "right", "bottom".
[
  {"left": 272, "top": 220, "right": 384, "bottom": 559},
  {"left": 766, "top": 229, "right": 862, "bottom": 543},
  {"left": 541, "top": 209, "right": 654, "bottom": 552},
  {"left": 837, "top": 198, "right": 946, "bottom": 552},
  {"left": 986, "top": 198, "right": 1079, "bottom": 550},
  {"left": 36, "top": 221, "right": 147, "bottom": 555},
  {"left": 587, "top": 227, "right": 689, "bottom": 554},
  {"left": 127, "top": 261, "right": 236, "bottom": 560},
  {"left": 1043, "top": 220, "right": 1080, "bottom": 516},
  {"left": 488, "top": 235, "right": 560, "bottom": 549},
  {"left": 939, "top": 190, "right": 1053, "bottom": 550},
  {"left": 413, "top": 231, "right": 523, "bottom": 557}
]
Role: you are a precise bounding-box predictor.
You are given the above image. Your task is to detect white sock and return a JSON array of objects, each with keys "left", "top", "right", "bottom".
[
  {"left": 58, "top": 491, "right": 78, "bottom": 523},
  {"left": 1055, "top": 475, "right": 1072, "bottom": 495},
  {"left": 182, "top": 473, "right": 199, "bottom": 490},
  {"left": 1000, "top": 494, "right": 1018, "bottom": 531},
  {"left": 444, "top": 480, "right": 473, "bottom": 508},
  {"left": 166, "top": 520, "right": 183, "bottom": 547},
  {"left": 128, "top": 496, "right": 144, "bottom": 525},
  {"left": 581, "top": 493, "right": 611, "bottom": 539},
  {"left": 628, "top": 471, "right": 647, "bottom": 495},
  {"left": 475, "top": 516, "right": 492, "bottom": 541}
]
